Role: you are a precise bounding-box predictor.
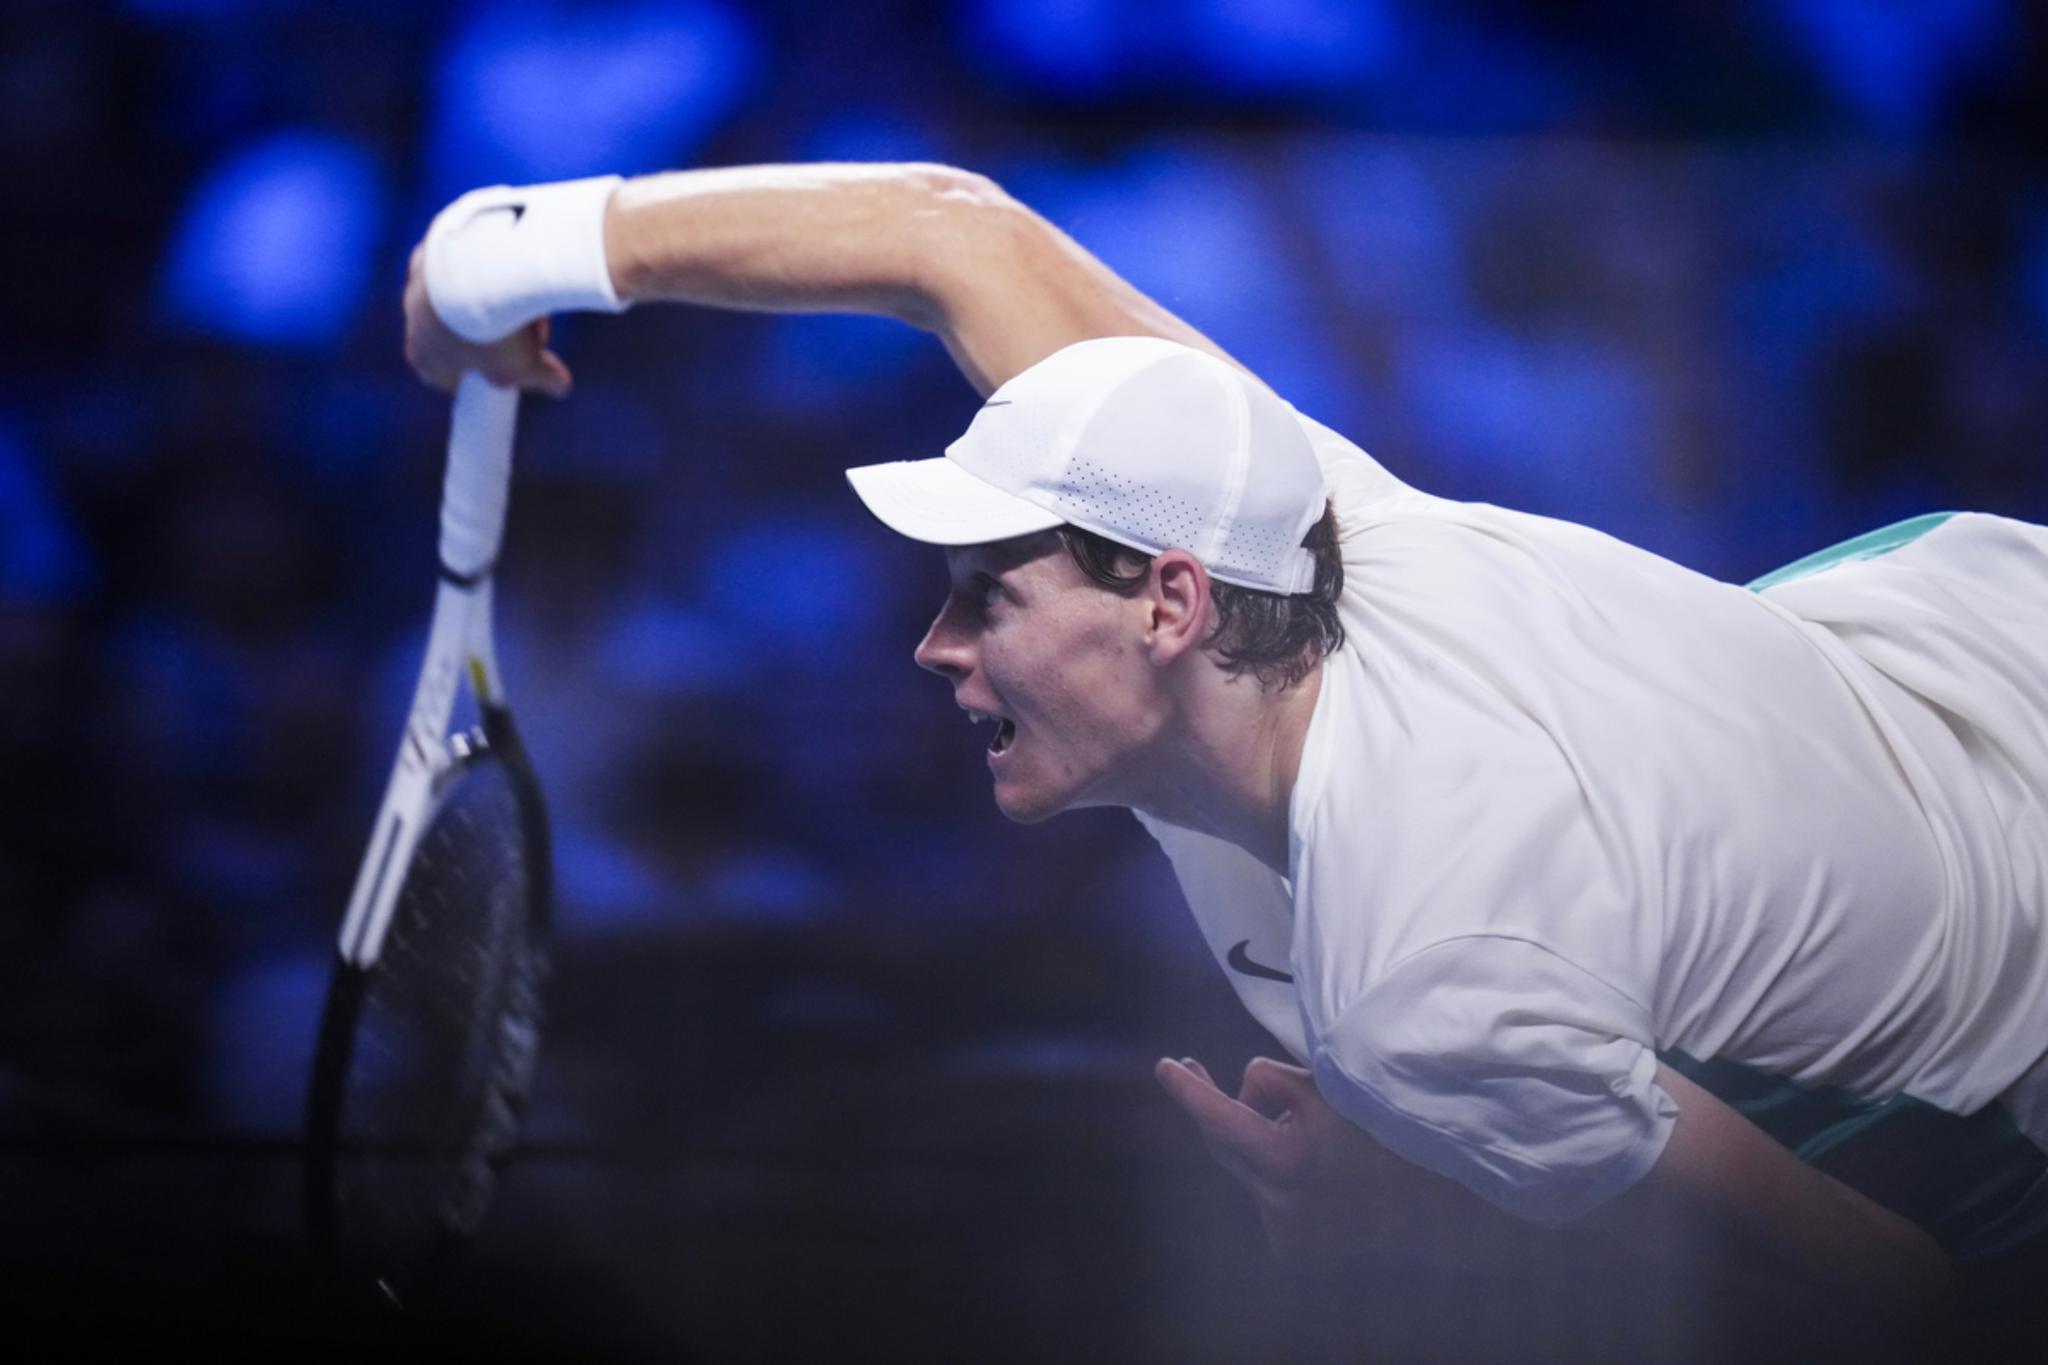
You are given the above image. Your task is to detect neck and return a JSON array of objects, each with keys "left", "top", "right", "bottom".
[{"left": 1130, "top": 659, "right": 1322, "bottom": 877}]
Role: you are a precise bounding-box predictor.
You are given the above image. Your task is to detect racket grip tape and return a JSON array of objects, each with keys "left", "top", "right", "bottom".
[{"left": 440, "top": 374, "right": 520, "bottom": 582}]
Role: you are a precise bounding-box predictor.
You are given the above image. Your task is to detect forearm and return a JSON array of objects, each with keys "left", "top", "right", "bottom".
[
  {"left": 604, "top": 163, "right": 966, "bottom": 322},
  {"left": 1684, "top": 1253, "right": 1947, "bottom": 1364},
  {"left": 410, "top": 160, "right": 1244, "bottom": 396},
  {"left": 1761, "top": 1161, "right": 1956, "bottom": 1317},
  {"left": 601, "top": 161, "right": 1239, "bottom": 394},
  {"left": 1331, "top": 1074, "right": 1952, "bottom": 1351},
  {"left": 1590, "top": 1065, "right": 1955, "bottom": 1329},
  {"left": 1336, "top": 1177, "right": 1943, "bottom": 1363}
]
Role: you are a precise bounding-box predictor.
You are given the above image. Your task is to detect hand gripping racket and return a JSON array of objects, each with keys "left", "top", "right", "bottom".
[{"left": 305, "top": 374, "right": 553, "bottom": 1304}]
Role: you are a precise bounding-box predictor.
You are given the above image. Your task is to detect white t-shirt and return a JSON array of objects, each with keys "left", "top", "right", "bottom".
[{"left": 1139, "top": 413, "right": 2048, "bottom": 1226}]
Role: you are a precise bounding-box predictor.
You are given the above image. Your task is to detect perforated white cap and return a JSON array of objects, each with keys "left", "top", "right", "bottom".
[{"left": 845, "top": 337, "right": 1325, "bottom": 593}]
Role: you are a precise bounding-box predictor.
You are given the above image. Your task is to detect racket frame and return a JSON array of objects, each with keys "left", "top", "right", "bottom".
[
  {"left": 306, "top": 374, "right": 546, "bottom": 1295},
  {"left": 337, "top": 375, "right": 517, "bottom": 970}
]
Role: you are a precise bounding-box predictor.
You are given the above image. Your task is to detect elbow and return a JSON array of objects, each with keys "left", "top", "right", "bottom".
[
  {"left": 901, "top": 163, "right": 1015, "bottom": 212},
  {"left": 891, "top": 165, "right": 1034, "bottom": 332}
]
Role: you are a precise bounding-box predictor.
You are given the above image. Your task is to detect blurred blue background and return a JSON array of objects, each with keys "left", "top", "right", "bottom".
[{"left": 2, "top": 0, "right": 2044, "bottom": 1358}]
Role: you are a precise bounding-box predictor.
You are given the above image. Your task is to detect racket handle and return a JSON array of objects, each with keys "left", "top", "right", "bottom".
[{"left": 440, "top": 374, "right": 520, "bottom": 581}]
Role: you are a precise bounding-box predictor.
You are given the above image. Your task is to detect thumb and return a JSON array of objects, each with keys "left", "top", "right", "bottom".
[
  {"left": 534, "top": 347, "right": 574, "bottom": 398},
  {"left": 1237, "top": 1059, "right": 1316, "bottom": 1186},
  {"left": 523, "top": 316, "right": 571, "bottom": 398},
  {"left": 1237, "top": 1057, "right": 1319, "bottom": 1120}
]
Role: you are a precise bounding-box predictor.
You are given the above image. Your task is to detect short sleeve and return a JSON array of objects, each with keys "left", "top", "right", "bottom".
[{"left": 1310, "top": 935, "right": 1678, "bottom": 1226}]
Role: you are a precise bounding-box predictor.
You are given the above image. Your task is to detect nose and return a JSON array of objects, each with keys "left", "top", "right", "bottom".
[{"left": 914, "top": 595, "right": 974, "bottom": 678}]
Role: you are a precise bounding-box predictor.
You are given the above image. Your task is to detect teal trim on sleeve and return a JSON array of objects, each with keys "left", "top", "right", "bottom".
[{"left": 1744, "top": 511, "right": 1961, "bottom": 592}]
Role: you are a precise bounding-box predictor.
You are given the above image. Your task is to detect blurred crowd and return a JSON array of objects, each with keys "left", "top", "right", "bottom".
[{"left": 3, "top": 0, "right": 2045, "bottom": 1199}]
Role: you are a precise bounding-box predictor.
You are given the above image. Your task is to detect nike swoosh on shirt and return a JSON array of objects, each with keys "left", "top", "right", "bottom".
[{"left": 1227, "top": 940, "right": 1294, "bottom": 984}]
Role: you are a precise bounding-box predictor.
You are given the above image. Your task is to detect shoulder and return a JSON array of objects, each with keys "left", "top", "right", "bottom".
[
  {"left": 1289, "top": 409, "right": 1412, "bottom": 519},
  {"left": 1288, "top": 652, "right": 1654, "bottom": 1021}
]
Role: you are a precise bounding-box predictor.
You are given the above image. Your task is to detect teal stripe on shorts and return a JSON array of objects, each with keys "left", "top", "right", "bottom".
[
  {"left": 1661, "top": 1051, "right": 2047, "bottom": 1259},
  {"left": 1744, "top": 510, "right": 1959, "bottom": 592}
]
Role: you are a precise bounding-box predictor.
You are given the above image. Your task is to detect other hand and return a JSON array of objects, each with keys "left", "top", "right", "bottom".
[{"left": 1156, "top": 1055, "right": 1393, "bottom": 1268}]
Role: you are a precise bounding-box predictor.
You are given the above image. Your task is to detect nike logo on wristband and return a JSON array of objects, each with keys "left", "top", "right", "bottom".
[
  {"left": 1227, "top": 940, "right": 1293, "bottom": 983},
  {"left": 469, "top": 202, "right": 527, "bottom": 228},
  {"left": 981, "top": 399, "right": 1011, "bottom": 408}
]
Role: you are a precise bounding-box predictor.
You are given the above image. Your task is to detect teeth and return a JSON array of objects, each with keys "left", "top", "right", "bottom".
[{"left": 964, "top": 707, "right": 1013, "bottom": 752}]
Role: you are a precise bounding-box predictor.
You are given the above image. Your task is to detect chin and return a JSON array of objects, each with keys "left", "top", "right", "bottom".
[
  {"left": 994, "top": 771, "right": 1128, "bottom": 825},
  {"left": 991, "top": 780, "right": 1071, "bottom": 826},
  {"left": 993, "top": 792, "right": 1062, "bottom": 825}
]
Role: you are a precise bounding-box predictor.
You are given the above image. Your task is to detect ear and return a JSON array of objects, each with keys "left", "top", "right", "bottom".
[{"left": 1144, "top": 549, "right": 1213, "bottom": 667}]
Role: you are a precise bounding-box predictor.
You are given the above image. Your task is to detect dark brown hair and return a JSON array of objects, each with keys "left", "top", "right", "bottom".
[{"left": 1056, "top": 503, "right": 1344, "bottom": 689}]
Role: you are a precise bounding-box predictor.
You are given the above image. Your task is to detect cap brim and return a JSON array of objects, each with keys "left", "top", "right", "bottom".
[{"left": 844, "top": 457, "right": 1065, "bottom": 546}]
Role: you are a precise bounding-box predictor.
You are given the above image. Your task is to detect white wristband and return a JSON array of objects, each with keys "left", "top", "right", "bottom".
[{"left": 422, "top": 175, "right": 628, "bottom": 344}]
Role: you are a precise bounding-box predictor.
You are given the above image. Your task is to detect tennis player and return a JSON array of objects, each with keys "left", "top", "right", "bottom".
[{"left": 404, "top": 165, "right": 2048, "bottom": 1355}]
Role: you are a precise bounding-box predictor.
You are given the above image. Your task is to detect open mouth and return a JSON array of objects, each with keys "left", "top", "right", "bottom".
[{"left": 968, "top": 708, "right": 1016, "bottom": 756}]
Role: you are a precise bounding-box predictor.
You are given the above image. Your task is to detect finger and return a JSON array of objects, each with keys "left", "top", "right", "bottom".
[
  {"left": 533, "top": 348, "right": 574, "bottom": 398},
  {"left": 1155, "top": 1057, "right": 1224, "bottom": 1119},
  {"left": 1156, "top": 1060, "right": 1287, "bottom": 1166},
  {"left": 405, "top": 328, "right": 460, "bottom": 392},
  {"left": 1156, "top": 1056, "right": 1207, "bottom": 1098},
  {"left": 490, "top": 319, "right": 568, "bottom": 396},
  {"left": 1157, "top": 1063, "right": 1266, "bottom": 1185},
  {"left": 1238, "top": 1057, "right": 1319, "bottom": 1120},
  {"left": 474, "top": 341, "right": 553, "bottom": 392},
  {"left": 406, "top": 338, "right": 460, "bottom": 393},
  {"left": 404, "top": 309, "right": 467, "bottom": 394}
]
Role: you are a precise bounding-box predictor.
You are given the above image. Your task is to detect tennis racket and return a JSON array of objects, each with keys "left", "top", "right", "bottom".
[{"left": 304, "top": 373, "right": 553, "bottom": 1304}]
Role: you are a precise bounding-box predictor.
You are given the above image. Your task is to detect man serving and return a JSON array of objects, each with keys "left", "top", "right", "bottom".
[{"left": 404, "top": 164, "right": 2048, "bottom": 1357}]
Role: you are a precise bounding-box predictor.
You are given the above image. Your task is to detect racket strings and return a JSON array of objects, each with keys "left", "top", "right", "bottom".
[{"left": 329, "top": 755, "right": 546, "bottom": 1282}]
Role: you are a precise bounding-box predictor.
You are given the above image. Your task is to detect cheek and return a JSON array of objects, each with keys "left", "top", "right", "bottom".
[{"left": 1018, "top": 628, "right": 1150, "bottom": 740}]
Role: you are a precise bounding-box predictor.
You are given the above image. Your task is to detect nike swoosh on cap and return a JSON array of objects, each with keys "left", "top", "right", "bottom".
[{"left": 1227, "top": 939, "right": 1293, "bottom": 984}]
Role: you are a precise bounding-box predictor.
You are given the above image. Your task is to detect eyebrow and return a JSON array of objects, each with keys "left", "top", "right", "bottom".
[{"left": 964, "top": 531, "right": 1062, "bottom": 577}]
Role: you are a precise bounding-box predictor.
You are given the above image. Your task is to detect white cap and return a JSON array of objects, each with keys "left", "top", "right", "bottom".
[{"left": 845, "top": 337, "right": 1326, "bottom": 593}]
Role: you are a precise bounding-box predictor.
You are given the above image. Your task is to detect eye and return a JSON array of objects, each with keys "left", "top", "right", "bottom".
[{"left": 972, "top": 573, "right": 1005, "bottom": 609}]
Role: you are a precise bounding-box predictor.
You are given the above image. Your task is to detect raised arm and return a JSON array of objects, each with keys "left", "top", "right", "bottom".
[{"left": 404, "top": 162, "right": 1243, "bottom": 398}]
